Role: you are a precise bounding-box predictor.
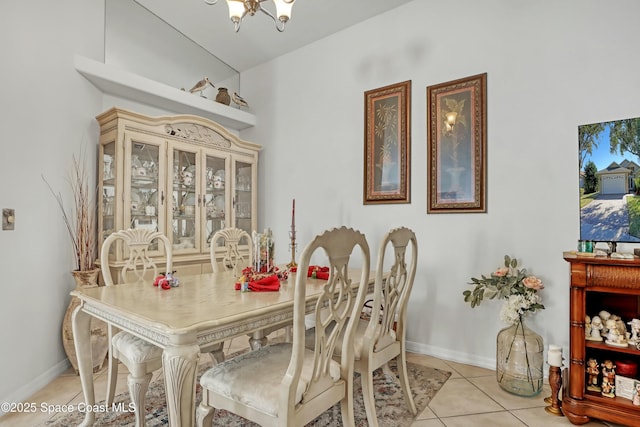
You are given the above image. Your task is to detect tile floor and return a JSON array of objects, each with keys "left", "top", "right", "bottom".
[{"left": 0, "top": 337, "right": 626, "bottom": 427}]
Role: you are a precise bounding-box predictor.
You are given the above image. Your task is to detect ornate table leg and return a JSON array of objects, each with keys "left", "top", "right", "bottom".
[
  {"left": 249, "top": 330, "right": 267, "bottom": 350},
  {"left": 163, "top": 344, "right": 200, "bottom": 427},
  {"left": 71, "top": 304, "right": 96, "bottom": 427}
]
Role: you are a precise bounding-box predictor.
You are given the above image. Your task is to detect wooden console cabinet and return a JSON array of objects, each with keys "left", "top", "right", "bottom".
[{"left": 563, "top": 253, "right": 640, "bottom": 425}]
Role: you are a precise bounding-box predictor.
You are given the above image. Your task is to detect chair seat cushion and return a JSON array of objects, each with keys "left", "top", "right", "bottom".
[
  {"left": 200, "top": 342, "right": 341, "bottom": 417},
  {"left": 112, "top": 332, "right": 163, "bottom": 363}
]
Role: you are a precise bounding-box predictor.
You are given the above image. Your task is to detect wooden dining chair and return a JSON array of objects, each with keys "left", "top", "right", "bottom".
[
  {"left": 206, "top": 227, "right": 254, "bottom": 362},
  {"left": 195, "top": 226, "right": 371, "bottom": 427},
  {"left": 101, "top": 228, "right": 172, "bottom": 427},
  {"left": 209, "top": 227, "right": 253, "bottom": 276},
  {"left": 349, "top": 226, "right": 418, "bottom": 426}
]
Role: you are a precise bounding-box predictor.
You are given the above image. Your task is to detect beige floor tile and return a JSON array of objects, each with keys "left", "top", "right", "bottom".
[
  {"left": 416, "top": 405, "right": 438, "bottom": 420},
  {"left": 406, "top": 353, "right": 462, "bottom": 379},
  {"left": 411, "top": 418, "right": 446, "bottom": 427},
  {"left": 511, "top": 407, "right": 610, "bottom": 426},
  {"left": 468, "top": 375, "right": 549, "bottom": 410},
  {"left": 444, "top": 360, "right": 494, "bottom": 378},
  {"left": 439, "top": 411, "right": 528, "bottom": 426},
  {"left": 428, "top": 378, "right": 504, "bottom": 417}
]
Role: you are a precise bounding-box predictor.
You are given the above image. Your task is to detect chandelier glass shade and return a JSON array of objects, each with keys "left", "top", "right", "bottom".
[{"left": 204, "top": 0, "right": 296, "bottom": 32}]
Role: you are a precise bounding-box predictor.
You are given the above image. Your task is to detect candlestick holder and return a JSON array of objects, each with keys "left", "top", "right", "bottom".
[
  {"left": 544, "top": 364, "right": 563, "bottom": 416},
  {"left": 287, "top": 227, "right": 297, "bottom": 269}
]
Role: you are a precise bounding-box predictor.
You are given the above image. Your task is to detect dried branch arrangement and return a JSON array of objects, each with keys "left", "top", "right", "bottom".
[{"left": 43, "top": 155, "right": 97, "bottom": 271}]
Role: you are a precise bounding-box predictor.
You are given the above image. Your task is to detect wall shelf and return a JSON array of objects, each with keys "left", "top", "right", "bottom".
[{"left": 74, "top": 55, "right": 256, "bottom": 130}]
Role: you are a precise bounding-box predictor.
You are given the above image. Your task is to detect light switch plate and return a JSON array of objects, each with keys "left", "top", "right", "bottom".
[{"left": 2, "top": 209, "right": 15, "bottom": 230}]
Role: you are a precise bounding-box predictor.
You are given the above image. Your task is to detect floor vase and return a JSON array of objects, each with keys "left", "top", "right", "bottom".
[
  {"left": 496, "top": 318, "right": 544, "bottom": 396},
  {"left": 62, "top": 268, "right": 109, "bottom": 374}
]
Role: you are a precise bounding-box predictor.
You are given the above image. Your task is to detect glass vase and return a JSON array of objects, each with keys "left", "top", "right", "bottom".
[{"left": 496, "top": 317, "right": 544, "bottom": 396}]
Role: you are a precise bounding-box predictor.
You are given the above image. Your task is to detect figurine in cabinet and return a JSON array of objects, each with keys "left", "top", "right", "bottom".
[
  {"left": 599, "top": 310, "right": 611, "bottom": 335},
  {"left": 605, "top": 318, "right": 621, "bottom": 343},
  {"left": 633, "top": 381, "right": 640, "bottom": 406},
  {"left": 588, "top": 315, "right": 604, "bottom": 341},
  {"left": 586, "top": 358, "right": 600, "bottom": 391},
  {"left": 585, "top": 315, "right": 592, "bottom": 338},
  {"left": 601, "top": 377, "right": 615, "bottom": 398},
  {"left": 628, "top": 318, "right": 640, "bottom": 345},
  {"left": 601, "top": 359, "right": 616, "bottom": 397}
]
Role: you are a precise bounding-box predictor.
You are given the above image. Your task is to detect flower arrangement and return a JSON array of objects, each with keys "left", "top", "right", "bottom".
[
  {"left": 463, "top": 255, "right": 545, "bottom": 324},
  {"left": 43, "top": 154, "right": 97, "bottom": 272}
]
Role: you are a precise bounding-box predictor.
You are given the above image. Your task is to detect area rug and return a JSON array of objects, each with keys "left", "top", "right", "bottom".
[{"left": 43, "top": 358, "right": 450, "bottom": 426}]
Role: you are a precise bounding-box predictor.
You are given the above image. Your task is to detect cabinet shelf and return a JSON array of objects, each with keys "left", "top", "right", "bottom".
[
  {"left": 586, "top": 341, "right": 640, "bottom": 356},
  {"left": 75, "top": 55, "right": 256, "bottom": 130}
]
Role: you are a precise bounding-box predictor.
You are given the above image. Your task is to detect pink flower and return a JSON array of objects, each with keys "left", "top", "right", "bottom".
[
  {"left": 523, "top": 276, "right": 544, "bottom": 290},
  {"left": 494, "top": 267, "right": 509, "bottom": 277}
]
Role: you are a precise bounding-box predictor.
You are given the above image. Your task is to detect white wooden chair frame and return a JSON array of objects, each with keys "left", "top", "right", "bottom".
[{"left": 196, "top": 226, "right": 371, "bottom": 427}]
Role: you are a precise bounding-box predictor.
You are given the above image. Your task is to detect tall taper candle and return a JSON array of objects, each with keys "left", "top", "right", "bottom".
[{"left": 292, "top": 198, "right": 295, "bottom": 228}]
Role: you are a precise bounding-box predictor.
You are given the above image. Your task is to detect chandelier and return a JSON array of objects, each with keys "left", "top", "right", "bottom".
[{"left": 204, "top": 0, "right": 296, "bottom": 33}]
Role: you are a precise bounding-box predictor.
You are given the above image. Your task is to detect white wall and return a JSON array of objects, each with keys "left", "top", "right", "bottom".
[
  {"left": 3, "top": 0, "right": 640, "bottom": 411},
  {"left": 240, "top": 0, "right": 640, "bottom": 368},
  {"left": 0, "top": 0, "right": 105, "bottom": 408}
]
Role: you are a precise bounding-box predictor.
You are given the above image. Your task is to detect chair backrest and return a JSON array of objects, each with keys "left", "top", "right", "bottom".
[
  {"left": 100, "top": 229, "right": 172, "bottom": 286},
  {"left": 209, "top": 227, "right": 253, "bottom": 275},
  {"left": 366, "top": 226, "right": 417, "bottom": 351},
  {"left": 283, "top": 226, "right": 370, "bottom": 416}
]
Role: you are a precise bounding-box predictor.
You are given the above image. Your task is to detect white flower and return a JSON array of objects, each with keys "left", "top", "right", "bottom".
[{"left": 499, "top": 291, "right": 542, "bottom": 325}]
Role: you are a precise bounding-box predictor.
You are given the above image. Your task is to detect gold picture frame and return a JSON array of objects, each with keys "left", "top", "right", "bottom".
[
  {"left": 427, "top": 73, "right": 487, "bottom": 213},
  {"left": 364, "top": 80, "right": 411, "bottom": 204}
]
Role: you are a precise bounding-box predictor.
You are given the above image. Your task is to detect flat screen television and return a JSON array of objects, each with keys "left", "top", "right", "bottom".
[{"left": 579, "top": 116, "right": 640, "bottom": 247}]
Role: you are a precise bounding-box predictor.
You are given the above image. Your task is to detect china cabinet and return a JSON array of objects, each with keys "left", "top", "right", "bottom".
[
  {"left": 97, "top": 107, "right": 260, "bottom": 281},
  {"left": 563, "top": 252, "right": 640, "bottom": 425}
]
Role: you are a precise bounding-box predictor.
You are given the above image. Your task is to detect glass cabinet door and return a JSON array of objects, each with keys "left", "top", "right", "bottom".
[
  {"left": 204, "top": 153, "right": 228, "bottom": 249},
  {"left": 171, "top": 146, "right": 200, "bottom": 252},
  {"left": 100, "top": 141, "right": 116, "bottom": 246},
  {"left": 234, "top": 160, "right": 254, "bottom": 234},
  {"left": 126, "top": 137, "right": 164, "bottom": 251}
]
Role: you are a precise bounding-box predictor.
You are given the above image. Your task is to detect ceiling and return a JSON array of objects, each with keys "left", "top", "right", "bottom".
[{"left": 135, "top": 0, "right": 413, "bottom": 72}]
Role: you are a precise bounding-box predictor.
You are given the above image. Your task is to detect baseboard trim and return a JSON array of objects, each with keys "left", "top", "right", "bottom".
[
  {"left": 406, "top": 339, "right": 496, "bottom": 371},
  {"left": 0, "top": 358, "right": 71, "bottom": 418}
]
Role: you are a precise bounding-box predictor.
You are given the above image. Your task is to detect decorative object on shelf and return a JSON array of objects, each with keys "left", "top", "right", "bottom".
[
  {"left": 231, "top": 91, "right": 249, "bottom": 109},
  {"left": 215, "top": 87, "right": 231, "bottom": 105},
  {"left": 44, "top": 154, "right": 108, "bottom": 374},
  {"left": 588, "top": 315, "right": 604, "bottom": 341},
  {"left": 203, "top": 0, "right": 296, "bottom": 32},
  {"left": 287, "top": 198, "right": 297, "bottom": 269},
  {"left": 628, "top": 318, "right": 640, "bottom": 345},
  {"left": 633, "top": 381, "right": 640, "bottom": 406},
  {"left": 363, "top": 80, "right": 411, "bottom": 205},
  {"left": 427, "top": 73, "right": 487, "bottom": 213},
  {"left": 601, "top": 359, "right": 616, "bottom": 398},
  {"left": 188, "top": 77, "right": 215, "bottom": 97},
  {"left": 463, "top": 255, "right": 545, "bottom": 396},
  {"left": 252, "top": 228, "right": 274, "bottom": 273},
  {"left": 586, "top": 358, "right": 600, "bottom": 391}
]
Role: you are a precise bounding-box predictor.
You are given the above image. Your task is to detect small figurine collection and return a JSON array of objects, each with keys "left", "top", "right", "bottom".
[
  {"left": 586, "top": 358, "right": 617, "bottom": 398},
  {"left": 585, "top": 310, "right": 640, "bottom": 403},
  {"left": 585, "top": 310, "right": 640, "bottom": 349},
  {"left": 153, "top": 271, "right": 180, "bottom": 290}
]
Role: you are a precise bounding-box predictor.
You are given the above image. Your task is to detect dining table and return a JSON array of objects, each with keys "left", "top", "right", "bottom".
[{"left": 71, "top": 268, "right": 374, "bottom": 426}]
